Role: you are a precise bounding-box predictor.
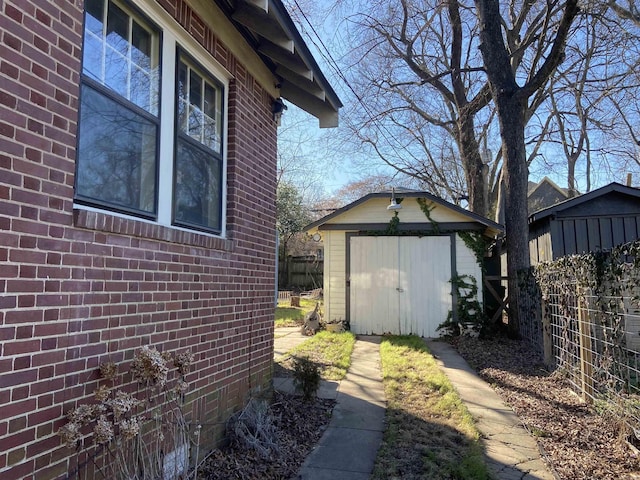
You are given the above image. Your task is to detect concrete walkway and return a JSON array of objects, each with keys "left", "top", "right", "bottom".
[
  {"left": 426, "top": 340, "right": 556, "bottom": 480},
  {"left": 274, "top": 328, "right": 556, "bottom": 480},
  {"left": 274, "top": 328, "right": 386, "bottom": 479}
]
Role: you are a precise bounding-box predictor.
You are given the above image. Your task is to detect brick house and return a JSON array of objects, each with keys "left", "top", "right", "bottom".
[{"left": 0, "top": 0, "right": 340, "bottom": 478}]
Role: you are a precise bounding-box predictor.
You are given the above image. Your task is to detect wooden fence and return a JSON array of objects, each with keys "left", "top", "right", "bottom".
[
  {"left": 277, "top": 288, "right": 323, "bottom": 304},
  {"left": 278, "top": 255, "right": 323, "bottom": 290}
]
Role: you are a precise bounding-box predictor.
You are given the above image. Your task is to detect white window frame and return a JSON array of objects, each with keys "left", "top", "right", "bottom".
[{"left": 75, "top": 0, "right": 231, "bottom": 238}]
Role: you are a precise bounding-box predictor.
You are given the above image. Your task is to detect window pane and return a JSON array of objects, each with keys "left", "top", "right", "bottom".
[
  {"left": 178, "top": 55, "right": 223, "bottom": 154},
  {"left": 83, "top": 0, "right": 105, "bottom": 81},
  {"left": 189, "top": 71, "right": 202, "bottom": 110},
  {"left": 204, "top": 83, "right": 216, "bottom": 118},
  {"left": 188, "top": 105, "right": 203, "bottom": 142},
  {"left": 174, "top": 138, "right": 221, "bottom": 231},
  {"left": 104, "top": 43, "right": 128, "bottom": 98},
  {"left": 130, "top": 66, "right": 151, "bottom": 112},
  {"left": 83, "top": 0, "right": 159, "bottom": 115},
  {"left": 85, "top": 0, "right": 104, "bottom": 37},
  {"left": 105, "top": 3, "right": 130, "bottom": 98},
  {"left": 106, "top": 3, "right": 129, "bottom": 55},
  {"left": 203, "top": 84, "right": 220, "bottom": 151},
  {"left": 76, "top": 85, "right": 157, "bottom": 215},
  {"left": 82, "top": 33, "right": 104, "bottom": 82},
  {"left": 188, "top": 72, "right": 203, "bottom": 141},
  {"left": 177, "top": 61, "right": 188, "bottom": 133},
  {"left": 131, "top": 21, "right": 151, "bottom": 70}
]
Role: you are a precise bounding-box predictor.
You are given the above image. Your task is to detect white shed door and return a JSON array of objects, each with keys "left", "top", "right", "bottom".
[{"left": 350, "top": 236, "right": 452, "bottom": 337}]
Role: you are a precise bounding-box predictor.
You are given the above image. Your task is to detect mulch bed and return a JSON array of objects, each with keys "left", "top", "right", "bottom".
[
  {"left": 454, "top": 336, "right": 640, "bottom": 480},
  {"left": 197, "top": 391, "right": 335, "bottom": 479}
]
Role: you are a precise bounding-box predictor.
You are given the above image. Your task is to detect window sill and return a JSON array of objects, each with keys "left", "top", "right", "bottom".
[{"left": 73, "top": 208, "right": 233, "bottom": 252}]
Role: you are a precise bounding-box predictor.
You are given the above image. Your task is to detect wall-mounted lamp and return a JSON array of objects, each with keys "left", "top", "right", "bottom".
[
  {"left": 387, "top": 187, "right": 402, "bottom": 211},
  {"left": 272, "top": 98, "right": 287, "bottom": 125}
]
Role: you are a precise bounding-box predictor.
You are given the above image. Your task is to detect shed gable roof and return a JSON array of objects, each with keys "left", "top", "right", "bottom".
[
  {"left": 305, "top": 190, "right": 503, "bottom": 236},
  {"left": 529, "top": 182, "right": 640, "bottom": 225},
  {"left": 214, "top": 0, "right": 342, "bottom": 127}
]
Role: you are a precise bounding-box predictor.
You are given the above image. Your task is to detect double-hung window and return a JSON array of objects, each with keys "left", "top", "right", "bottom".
[
  {"left": 174, "top": 53, "right": 224, "bottom": 232},
  {"left": 75, "top": 0, "right": 226, "bottom": 235}
]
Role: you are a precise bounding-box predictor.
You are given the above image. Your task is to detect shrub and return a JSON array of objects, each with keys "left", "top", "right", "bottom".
[{"left": 292, "top": 356, "right": 321, "bottom": 402}]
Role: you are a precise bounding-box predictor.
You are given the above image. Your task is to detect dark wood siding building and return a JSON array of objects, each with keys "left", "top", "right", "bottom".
[{"left": 528, "top": 183, "right": 640, "bottom": 264}]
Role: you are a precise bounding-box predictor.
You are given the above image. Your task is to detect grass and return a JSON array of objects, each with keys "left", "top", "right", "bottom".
[
  {"left": 372, "top": 335, "right": 491, "bottom": 480},
  {"left": 275, "top": 298, "right": 319, "bottom": 328},
  {"left": 277, "top": 331, "right": 356, "bottom": 381}
]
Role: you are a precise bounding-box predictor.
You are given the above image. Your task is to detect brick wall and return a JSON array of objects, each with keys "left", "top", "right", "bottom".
[{"left": 0, "top": 0, "right": 278, "bottom": 478}]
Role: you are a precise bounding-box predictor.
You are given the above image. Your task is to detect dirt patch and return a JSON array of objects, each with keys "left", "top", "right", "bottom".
[{"left": 454, "top": 336, "right": 640, "bottom": 479}]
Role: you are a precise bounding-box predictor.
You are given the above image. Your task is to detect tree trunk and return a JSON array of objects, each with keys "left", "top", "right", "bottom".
[
  {"left": 475, "top": 0, "right": 578, "bottom": 337},
  {"left": 497, "top": 95, "right": 529, "bottom": 337},
  {"left": 458, "top": 116, "right": 488, "bottom": 217},
  {"left": 567, "top": 155, "right": 578, "bottom": 198}
]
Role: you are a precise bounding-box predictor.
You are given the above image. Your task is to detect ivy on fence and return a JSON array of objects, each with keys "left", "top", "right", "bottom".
[{"left": 519, "top": 239, "right": 640, "bottom": 431}]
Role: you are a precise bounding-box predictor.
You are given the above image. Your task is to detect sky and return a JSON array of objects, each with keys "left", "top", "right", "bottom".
[
  {"left": 277, "top": 1, "right": 640, "bottom": 203},
  {"left": 276, "top": 0, "right": 408, "bottom": 197}
]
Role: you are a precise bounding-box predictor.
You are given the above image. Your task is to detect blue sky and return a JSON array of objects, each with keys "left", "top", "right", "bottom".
[{"left": 278, "top": 1, "right": 640, "bottom": 201}]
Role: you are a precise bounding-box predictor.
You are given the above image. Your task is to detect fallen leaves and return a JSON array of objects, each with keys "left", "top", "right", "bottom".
[
  {"left": 198, "top": 391, "right": 335, "bottom": 479},
  {"left": 456, "top": 336, "right": 640, "bottom": 479}
]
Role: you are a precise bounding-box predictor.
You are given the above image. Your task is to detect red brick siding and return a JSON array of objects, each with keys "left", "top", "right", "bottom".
[{"left": 0, "top": 0, "right": 278, "bottom": 478}]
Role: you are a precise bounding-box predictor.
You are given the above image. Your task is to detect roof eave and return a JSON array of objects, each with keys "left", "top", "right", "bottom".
[
  {"left": 215, "top": 0, "right": 342, "bottom": 127},
  {"left": 305, "top": 191, "right": 503, "bottom": 234}
]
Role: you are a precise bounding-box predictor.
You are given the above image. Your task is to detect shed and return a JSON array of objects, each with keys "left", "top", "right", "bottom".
[
  {"left": 305, "top": 191, "right": 502, "bottom": 337},
  {"left": 528, "top": 182, "right": 640, "bottom": 264}
]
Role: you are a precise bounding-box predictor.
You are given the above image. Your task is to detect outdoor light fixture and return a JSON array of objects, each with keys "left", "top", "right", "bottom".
[
  {"left": 272, "top": 98, "right": 287, "bottom": 124},
  {"left": 387, "top": 187, "right": 402, "bottom": 211}
]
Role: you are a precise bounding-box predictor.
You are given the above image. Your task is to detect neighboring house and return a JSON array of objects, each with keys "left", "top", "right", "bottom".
[
  {"left": 528, "top": 176, "right": 573, "bottom": 214},
  {"left": 305, "top": 191, "right": 502, "bottom": 337},
  {"left": 498, "top": 176, "right": 573, "bottom": 270},
  {"left": 0, "top": 0, "right": 340, "bottom": 478},
  {"left": 529, "top": 182, "right": 640, "bottom": 264}
]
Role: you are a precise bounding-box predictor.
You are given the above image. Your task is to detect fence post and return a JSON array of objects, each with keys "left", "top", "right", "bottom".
[
  {"left": 578, "top": 290, "right": 594, "bottom": 402},
  {"left": 541, "top": 296, "right": 554, "bottom": 367}
]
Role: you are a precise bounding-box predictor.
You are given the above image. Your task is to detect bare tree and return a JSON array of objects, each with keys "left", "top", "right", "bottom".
[
  {"left": 608, "top": 0, "right": 640, "bottom": 26},
  {"left": 276, "top": 108, "right": 340, "bottom": 208},
  {"left": 283, "top": 0, "right": 640, "bottom": 334},
  {"left": 475, "top": 0, "right": 580, "bottom": 335},
  {"left": 345, "top": 0, "right": 495, "bottom": 216},
  {"left": 536, "top": 4, "right": 640, "bottom": 194}
]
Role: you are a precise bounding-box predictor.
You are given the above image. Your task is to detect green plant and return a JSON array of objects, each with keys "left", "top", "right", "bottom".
[
  {"left": 292, "top": 356, "right": 321, "bottom": 402},
  {"left": 529, "top": 426, "right": 550, "bottom": 438},
  {"left": 385, "top": 211, "right": 400, "bottom": 234},
  {"left": 416, "top": 198, "right": 440, "bottom": 233},
  {"left": 438, "top": 275, "right": 486, "bottom": 336},
  {"left": 459, "top": 231, "right": 489, "bottom": 270}
]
